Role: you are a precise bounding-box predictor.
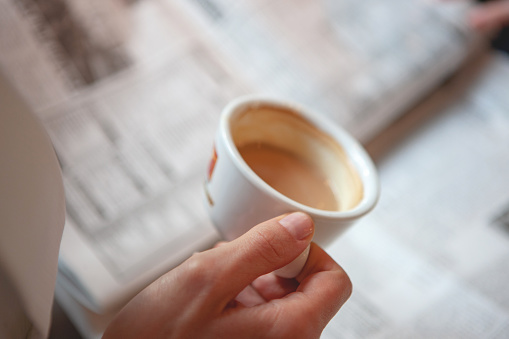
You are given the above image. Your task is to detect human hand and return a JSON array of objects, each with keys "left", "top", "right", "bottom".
[
  {"left": 102, "top": 212, "right": 352, "bottom": 339},
  {"left": 463, "top": 0, "right": 509, "bottom": 31}
]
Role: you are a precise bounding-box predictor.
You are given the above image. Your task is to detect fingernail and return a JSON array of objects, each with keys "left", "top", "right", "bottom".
[{"left": 279, "top": 212, "right": 313, "bottom": 240}]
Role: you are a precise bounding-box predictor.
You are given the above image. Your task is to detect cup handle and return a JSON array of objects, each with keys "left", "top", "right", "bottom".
[{"left": 274, "top": 244, "right": 310, "bottom": 278}]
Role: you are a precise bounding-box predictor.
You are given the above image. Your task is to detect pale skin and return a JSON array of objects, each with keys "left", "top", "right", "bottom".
[
  {"left": 452, "top": 0, "right": 509, "bottom": 32},
  {"left": 102, "top": 212, "right": 352, "bottom": 339}
]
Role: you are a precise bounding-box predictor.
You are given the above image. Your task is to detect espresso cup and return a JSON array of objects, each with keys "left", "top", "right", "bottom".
[{"left": 204, "top": 96, "right": 379, "bottom": 277}]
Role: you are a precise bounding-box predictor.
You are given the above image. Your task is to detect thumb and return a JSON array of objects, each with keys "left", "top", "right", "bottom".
[{"left": 213, "top": 212, "right": 314, "bottom": 301}]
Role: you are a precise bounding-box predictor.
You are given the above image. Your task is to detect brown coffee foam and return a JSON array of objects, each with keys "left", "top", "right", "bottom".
[
  {"left": 230, "top": 104, "right": 363, "bottom": 211},
  {"left": 238, "top": 142, "right": 339, "bottom": 211}
]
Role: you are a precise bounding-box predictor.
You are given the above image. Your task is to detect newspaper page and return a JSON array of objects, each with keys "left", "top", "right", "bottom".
[
  {"left": 323, "top": 53, "right": 509, "bottom": 338},
  {"left": 0, "top": 0, "right": 479, "bottom": 325},
  {"left": 0, "top": 0, "right": 244, "bottom": 312},
  {"left": 177, "top": 0, "right": 477, "bottom": 141}
]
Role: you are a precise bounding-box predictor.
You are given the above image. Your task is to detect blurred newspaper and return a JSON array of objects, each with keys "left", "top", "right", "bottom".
[
  {"left": 324, "top": 53, "right": 509, "bottom": 338},
  {"left": 0, "top": 0, "right": 494, "bottom": 337}
]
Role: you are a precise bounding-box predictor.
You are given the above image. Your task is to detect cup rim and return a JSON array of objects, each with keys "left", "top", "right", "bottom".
[{"left": 220, "top": 95, "right": 380, "bottom": 220}]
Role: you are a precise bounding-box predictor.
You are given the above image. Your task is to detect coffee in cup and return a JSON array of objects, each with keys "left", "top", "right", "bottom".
[
  {"left": 231, "top": 104, "right": 363, "bottom": 213},
  {"left": 204, "top": 96, "right": 379, "bottom": 277}
]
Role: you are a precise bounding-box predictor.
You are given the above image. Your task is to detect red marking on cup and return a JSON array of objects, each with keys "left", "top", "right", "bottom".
[{"left": 207, "top": 146, "right": 217, "bottom": 181}]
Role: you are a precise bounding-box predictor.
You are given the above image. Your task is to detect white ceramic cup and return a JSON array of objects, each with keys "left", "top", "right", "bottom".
[{"left": 204, "top": 96, "right": 379, "bottom": 277}]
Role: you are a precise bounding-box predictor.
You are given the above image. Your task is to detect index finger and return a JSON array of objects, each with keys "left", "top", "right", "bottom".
[
  {"left": 228, "top": 243, "right": 351, "bottom": 337},
  {"left": 290, "top": 242, "right": 352, "bottom": 326}
]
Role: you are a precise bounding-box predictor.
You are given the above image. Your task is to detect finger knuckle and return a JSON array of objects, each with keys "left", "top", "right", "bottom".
[
  {"left": 251, "top": 229, "right": 288, "bottom": 266},
  {"left": 334, "top": 269, "right": 353, "bottom": 302},
  {"left": 265, "top": 302, "right": 320, "bottom": 339},
  {"left": 180, "top": 252, "right": 214, "bottom": 288}
]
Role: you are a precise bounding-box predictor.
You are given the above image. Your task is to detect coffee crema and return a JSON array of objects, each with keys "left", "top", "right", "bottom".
[
  {"left": 238, "top": 142, "right": 338, "bottom": 211},
  {"left": 230, "top": 104, "right": 363, "bottom": 212}
]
